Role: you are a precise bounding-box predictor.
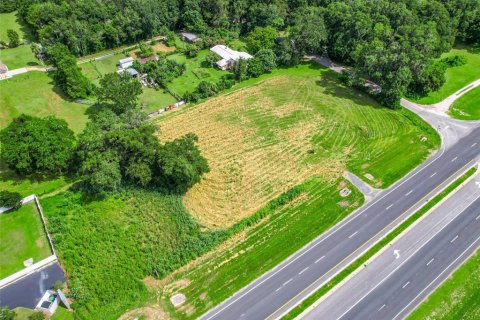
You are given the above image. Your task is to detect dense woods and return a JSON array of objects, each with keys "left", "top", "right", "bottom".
[{"left": 3, "top": 0, "right": 477, "bottom": 107}]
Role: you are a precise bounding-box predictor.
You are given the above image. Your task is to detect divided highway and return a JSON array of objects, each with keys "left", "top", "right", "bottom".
[
  {"left": 301, "top": 173, "right": 480, "bottom": 320},
  {"left": 200, "top": 127, "right": 480, "bottom": 320}
]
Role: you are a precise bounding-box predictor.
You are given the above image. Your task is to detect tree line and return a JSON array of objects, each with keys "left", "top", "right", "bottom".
[
  {"left": 4, "top": 0, "right": 479, "bottom": 108},
  {"left": 0, "top": 73, "right": 209, "bottom": 195}
]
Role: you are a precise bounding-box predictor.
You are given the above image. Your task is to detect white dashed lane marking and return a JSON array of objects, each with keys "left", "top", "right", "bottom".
[{"left": 348, "top": 231, "right": 358, "bottom": 239}]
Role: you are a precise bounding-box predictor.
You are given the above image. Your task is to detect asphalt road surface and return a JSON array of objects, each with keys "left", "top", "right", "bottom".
[
  {"left": 302, "top": 174, "right": 480, "bottom": 320},
  {"left": 0, "top": 262, "right": 65, "bottom": 309},
  {"left": 200, "top": 127, "right": 480, "bottom": 320}
]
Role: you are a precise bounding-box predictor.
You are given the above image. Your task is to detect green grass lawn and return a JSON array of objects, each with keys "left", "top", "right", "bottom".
[
  {"left": 0, "top": 72, "right": 89, "bottom": 133},
  {"left": 412, "top": 46, "right": 480, "bottom": 105},
  {"left": 0, "top": 202, "right": 52, "bottom": 279},
  {"left": 408, "top": 250, "right": 480, "bottom": 320},
  {"left": 166, "top": 49, "right": 229, "bottom": 96},
  {"left": 450, "top": 86, "right": 480, "bottom": 120},
  {"left": 0, "top": 12, "right": 23, "bottom": 43},
  {"left": 0, "top": 45, "right": 41, "bottom": 69},
  {"left": 12, "top": 306, "right": 73, "bottom": 320},
  {"left": 139, "top": 87, "right": 178, "bottom": 113},
  {"left": 80, "top": 53, "right": 124, "bottom": 84}
]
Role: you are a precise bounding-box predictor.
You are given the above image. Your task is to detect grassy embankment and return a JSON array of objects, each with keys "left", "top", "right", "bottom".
[
  {"left": 408, "top": 250, "right": 480, "bottom": 320},
  {"left": 412, "top": 46, "right": 480, "bottom": 105},
  {"left": 147, "top": 62, "right": 440, "bottom": 319},
  {"left": 283, "top": 167, "right": 477, "bottom": 319},
  {"left": 0, "top": 202, "right": 52, "bottom": 278},
  {"left": 450, "top": 86, "right": 480, "bottom": 120}
]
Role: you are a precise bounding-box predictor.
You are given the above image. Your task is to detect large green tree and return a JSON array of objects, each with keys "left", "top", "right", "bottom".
[
  {"left": 0, "top": 115, "right": 76, "bottom": 175},
  {"left": 47, "top": 44, "right": 94, "bottom": 99},
  {"left": 96, "top": 73, "right": 143, "bottom": 115},
  {"left": 245, "top": 26, "right": 278, "bottom": 54},
  {"left": 156, "top": 133, "right": 209, "bottom": 193}
]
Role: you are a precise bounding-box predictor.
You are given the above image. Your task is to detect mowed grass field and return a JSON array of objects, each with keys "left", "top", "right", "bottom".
[
  {"left": 80, "top": 53, "right": 178, "bottom": 111},
  {"left": 0, "top": 12, "right": 24, "bottom": 42},
  {"left": 413, "top": 46, "right": 480, "bottom": 105},
  {"left": 156, "top": 63, "right": 439, "bottom": 229},
  {"left": 0, "top": 72, "right": 89, "bottom": 133},
  {"left": 166, "top": 49, "right": 229, "bottom": 96},
  {"left": 450, "top": 86, "right": 480, "bottom": 120},
  {"left": 0, "top": 12, "right": 40, "bottom": 69},
  {"left": 0, "top": 202, "right": 52, "bottom": 279},
  {"left": 408, "top": 250, "right": 480, "bottom": 320}
]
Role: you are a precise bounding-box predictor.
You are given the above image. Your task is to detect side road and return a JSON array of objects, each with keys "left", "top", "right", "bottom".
[{"left": 300, "top": 170, "right": 480, "bottom": 320}]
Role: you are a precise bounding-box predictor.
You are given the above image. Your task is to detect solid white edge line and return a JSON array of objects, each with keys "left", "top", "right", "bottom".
[
  {"left": 391, "top": 235, "right": 480, "bottom": 320},
  {"left": 334, "top": 193, "right": 480, "bottom": 320},
  {"left": 203, "top": 142, "right": 451, "bottom": 320}
]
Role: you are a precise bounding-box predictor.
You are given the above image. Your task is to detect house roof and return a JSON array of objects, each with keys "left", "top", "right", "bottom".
[
  {"left": 139, "top": 55, "right": 159, "bottom": 64},
  {"left": 181, "top": 32, "right": 199, "bottom": 41},
  {"left": 119, "top": 57, "right": 134, "bottom": 65},
  {"left": 125, "top": 68, "right": 139, "bottom": 76},
  {"left": 210, "top": 45, "right": 252, "bottom": 62}
]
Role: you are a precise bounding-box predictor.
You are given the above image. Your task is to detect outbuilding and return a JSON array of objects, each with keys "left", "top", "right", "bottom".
[
  {"left": 210, "top": 45, "right": 253, "bottom": 70},
  {"left": 118, "top": 57, "right": 134, "bottom": 69},
  {"left": 180, "top": 32, "right": 201, "bottom": 43}
]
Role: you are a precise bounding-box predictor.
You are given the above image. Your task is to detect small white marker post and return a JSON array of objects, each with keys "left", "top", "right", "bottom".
[{"left": 393, "top": 250, "right": 400, "bottom": 259}]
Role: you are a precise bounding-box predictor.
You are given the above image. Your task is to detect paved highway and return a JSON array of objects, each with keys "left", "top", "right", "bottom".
[
  {"left": 301, "top": 174, "right": 480, "bottom": 320},
  {"left": 200, "top": 126, "right": 480, "bottom": 320}
]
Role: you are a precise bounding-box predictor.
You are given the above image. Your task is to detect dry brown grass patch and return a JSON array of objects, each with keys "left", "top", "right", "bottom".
[{"left": 156, "top": 76, "right": 344, "bottom": 229}]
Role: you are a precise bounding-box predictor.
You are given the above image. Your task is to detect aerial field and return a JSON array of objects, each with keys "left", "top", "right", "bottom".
[
  {"left": 0, "top": 72, "right": 88, "bottom": 133},
  {"left": 0, "top": 202, "right": 52, "bottom": 279},
  {"left": 450, "top": 86, "right": 480, "bottom": 120},
  {"left": 0, "top": 12, "right": 25, "bottom": 43},
  {"left": 413, "top": 46, "right": 480, "bottom": 105},
  {"left": 156, "top": 63, "right": 439, "bottom": 229}
]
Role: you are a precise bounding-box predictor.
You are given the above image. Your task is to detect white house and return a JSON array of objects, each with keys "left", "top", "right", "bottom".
[
  {"left": 118, "top": 57, "right": 134, "bottom": 69},
  {"left": 210, "top": 45, "right": 253, "bottom": 70}
]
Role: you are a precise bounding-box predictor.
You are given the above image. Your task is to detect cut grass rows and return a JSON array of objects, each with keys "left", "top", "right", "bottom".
[
  {"left": 156, "top": 63, "right": 439, "bottom": 229},
  {"left": 282, "top": 167, "right": 477, "bottom": 320}
]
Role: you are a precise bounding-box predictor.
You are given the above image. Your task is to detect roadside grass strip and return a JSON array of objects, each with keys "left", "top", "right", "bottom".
[
  {"left": 450, "top": 86, "right": 480, "bottom": 120},
  {"left": 407, "top": 250, "right": 480, "bottom": 320},
  {"left": 282, "top": 167, "right": 477, "bottom": 320}
]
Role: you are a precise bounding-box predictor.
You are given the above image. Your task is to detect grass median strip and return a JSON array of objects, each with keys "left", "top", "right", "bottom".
[{"left": 282, "top": 166, "right": 477, "bottom": 320}]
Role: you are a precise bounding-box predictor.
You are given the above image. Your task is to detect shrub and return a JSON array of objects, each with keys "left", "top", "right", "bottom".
[{"left": 0, "top": 191, "right": 23, "bottom": 211}]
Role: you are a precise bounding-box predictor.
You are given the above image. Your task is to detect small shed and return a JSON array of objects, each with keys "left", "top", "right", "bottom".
[
  {"left": 119, "top": 57, "right": 134, "bottom": 69},
  {"left": 125, "top": 68, "right": 139, "bottom": 77},
  {"left": 181, "top": 32, "right": 201, "bottom": 43},
  {"left": 139, "top": 55, "right": 159, "bottom": 64},
  {"left": 35, "top": 290, "right": 59, "bottom": 315}
]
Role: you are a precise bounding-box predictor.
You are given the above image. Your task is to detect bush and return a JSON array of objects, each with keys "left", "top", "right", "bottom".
[
  {"left": 440, "top": 55, "right": 467, "bottom": 68},
  {"left": 0, "top": 115, "right": 76, "bottom": 175},
  {"left": 0, "top": 191, "right": 23, "bottom": 211},
  {"left": 28, "top": 312, "right": 45, "bottom": 320}
]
